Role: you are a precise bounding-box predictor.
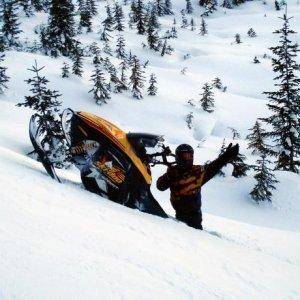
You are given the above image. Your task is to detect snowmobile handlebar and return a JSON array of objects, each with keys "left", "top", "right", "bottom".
[{"left": 148, "top": 146, "right": 176, "bottom": 167}]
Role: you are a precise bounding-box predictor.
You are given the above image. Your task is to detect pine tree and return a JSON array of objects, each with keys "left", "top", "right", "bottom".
[
  {"left": 250, "top": 155, "right": 278, "bottom": 202},
  {"left": 89, "top": 65, "right": 110, "bottom": 104},
  {"left": 79, "top": 0, "right": 92, "bottom": 33},
  {"left": 212, "top": 77, "right": 222, "bottom": 89},
  {"left": 235, "top": 33, "right": 242, "bottom": 44},
  {"left": 232, "top": 0, "right": 245, "bottom": 5},
  {"left": 200, "top": 0, "right": 217, "bottom": 17},
  {"left": 199, "top": 83, "right": 214, "bottom": 113},
  {"left": 171, "top": 26, "right": 177, "bottom": 38},
  {"left": 247, "top": 28, "right": 257, "bottom": 37},
  {"left": 108, "top": 64, "right": 123, "bottom": 93},
  {"left": 86, "top": 0, "right": 97, "bottom": 16},
  {"left": 160, "top": 38, "right": 173, "bottom": 56},
  {"left": 185, "top": 112, "right": 194, "bottom": 129},
  {"left": 261, "top": 14, "right": 300, "bottom": 173},
  {"left": 231, "top": 152, "right": 250, "bottom": 177},
  {"left": 114, "top": 3, "right": 125, "bottom": 31},
  {"left": 115, "top": 35, "right": 126, "bottom": 59},
  {"left": 246, "top": 120, "right": 270, "bottom": 156},
  {"left": 190, "top": 18, "right": 195, "bottom": 31},
  {"left": 103, "top": 40, "right": 112, "bottom": 55},
  {"left": 0, "top": 53, "right": 10, "bottom": 94},
  {"left": 32, "top": 0, "right": 47, "bottom": 12},
  {"left": 71, "top": 41, "right": 84, "bottom": 77},
  {"left": 186, "top": 0, "right": 193, "bottom": 14},
  {"left": 17, "top": 61, "right": 68, "bottom": 166},
  {"left": 181, "top": 9, "right": 188, "bottom": 28},
  {"left": 119, "top": 60, "right": 128, "bottom": 91},
  {"left": 148, "top": 73, "right": 157, "bottom": 96},
  {"left": 135, "top": 0, "right": 146, "bottom": 35},
  {"left": 61, "top": 62, "right": 70, "bottom": 78},
  {"left": 130, "top": 56, "right": 145, "bottom": 99},
  {"left": 164, "top": 0, "right": 173, "bottom": 15},
  {"left": 199, "top": 18, "right": 208, "bottom": 36},
  {"left": 147, "top": 9, "right": 160, "bottom": 51},
  {"left": 275, "top": 0, "right": 280, "bottom": 11},
  {"left": 155, "top": 0, "right": 165, "bottom": 16},
  {"left": 221, "top": 0, "right": 233, "bottom": 9},
  {"left": 19, "top": 0, "right": 34, "bottom": 17},
  {"left": 1, "top": 1, "right": 22, "bottom": 48},
  {"left": 41, "top": 0, "right": 76, "bottom": 57}
]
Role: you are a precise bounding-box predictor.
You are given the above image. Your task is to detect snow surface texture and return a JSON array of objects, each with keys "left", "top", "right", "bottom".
[{"left": 1, "top": 0, "right": 300, "bottom": 299}]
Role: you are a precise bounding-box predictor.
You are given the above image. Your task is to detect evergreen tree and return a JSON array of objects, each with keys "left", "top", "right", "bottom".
[
  {"left": 71, "top": 41, "right": 84, "bottom": 77},
  {"left": 41, "top": 0, "right": 76, "bottom": 57},
  {"left": 232, "top": 0, "right": 245, "bottom": 5},
  {"left": 0, "top": 53, "right": 10, "bottom": 94},
  {"left": 246, "top": 120, "right": 270, "bottom": 156},
  {"left": 185, "top": 112, "right": 194, "bottom": 129},
  {"left": 148, "top": 73, "right": 157, "bottom": 96},
  {"left": 17, "top": 61, "right": 68, "bottom": 166},
  {"left": 1, "top": 1, "right": 22, "bottom": 47},
  {"left": 199, "top": 18, "right": 208, "bottom": 36},
  {"left": 275, "top": 0, "right": 280, "bottom": 11},
  {"left": 235, "top": 33, "right": 242, "bottom": 43},
  {"left": 261, "top": 14, "right": 300, "bottom": 173},
  {"left": 155, "top": 0, "right": 165, "bottom": 16},
  {"left": 89, "top": 65, "right": 110, "bottom": 104},
  {"left": 135, "top": 0, "right": 146, "bottom": 35},
  {"left": 186, "top": 0, "right": 193, "bottom": 14},
  {"left": 147, "top": 9, "right": 160, "bottom": 51},
  {"left": 103, "top": 40, "right": 112, "bottom": 55},
  {"left": 164, "top": 0, "right": 173, "bottom": 15},
  {"left": 250, "top": 155, "right": 278, "bottom": 202},
  {"left": 61, "top": 62, "right": 70, "bottom": 78},
  {"left": 231, "top": 152, "right": 250, "bottom": 177},
  {"left": 113, "top": 3, "right": 125, "bottom": 31},
  {"left": 170, "top": 26, "right": 177, "bottom": 38},
  {"left": 115, "top": 35, "right": 126, "bottom": 59},
  {"left": 100, "top": 24, "right": 112, "bottom": 42},
  {"left": 221, "top": 0, "right": 233, "bottom": 9},
  {"left": 201, "top": 0, "right": 217, "bottom": 17},
  {"left": 18, "top": 0, "right": 34, "bottom": 17},
  {"left": 130, "top": 56, "right": 145, "bottom": 99},
  {"left": 199, "top": 83, "right": 214, "bottom": 113},
  {"left": 212, "top": 77, "right": 222, "bottom": 89},
  {"left": 79, "top": 0, "right": 92, "bottom": 33},
  {"left": 119, "top": 60, "right": 128, "bottom": 91},
  {"left": 247, "top": 28, "right": 257, "bottom": 37},
  {"left": 160, "top": 37, "right": 173, "bottom": 56},
  {"left": 86, "top": 0, "right": 97, "bottom": 16},
  {"left": 180, "top": 9, "right": 188, "bottom": 28},
  {"left": 190, "top": 18, "right": 195, "bottom": 31}
]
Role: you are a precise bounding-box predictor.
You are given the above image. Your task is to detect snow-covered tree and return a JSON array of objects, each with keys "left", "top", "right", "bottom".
[
  {"left": 41, "top": 0, "right": 76, "bottom": 57},
  {"left": 247, "top": 28, "right": 257, "bottom": 37},
  {"left": 119, "top": 60, "right": 128, "bottom": 91},
  {"left": 147, "top": 7, "right": 160, "bottom": 51},
  {"left": 180, "top": 9, "right": 188, "bottom": 28},
  {"left": 199, "top": 83, "right": 214, "bottom": 113},
  {"left": 130, "top": 56, "right": 145, "bottom": 99},
  {"left": 17, "top": 61, "right": 68, "bottom": 166},
  {"left": 115, "top": 35, "right": 126, "bottom": 59},
  {"left": 160, "top": 37, "right": 173, "bottom": 56},
  {"left": 113, "top": 3, "right": 125, "bottom": 31},
  {"left": 135, "top": 0, "right": 147, "bottom": 35},
  {"left": 261, "top": 14, "right": 300, "bottom": 173},
  {"left": 253, "top": 56, "right": 260, "bottom": 64},
  {"left": 231, "top": 152, "right": 250, "bottom": 177},
  {"left": 250, "top": 155, "right": 278, "bottom": 202},
  {"left": 186, "top": 0, "right": 193, "bottom": 14},
  {"left": 78, "top": 0, "right": 92, "bottom": 33},
  {"left": 61, "top": 62, "right": 70, "bottom": 78},
  {"left": 164, "top": 0, "right": 173, "bottom": 15},
  {"left": 200, "top": 0, "right": 217, "bottom": 17},
  {"left": 71, "top": 41, "right": 84, "bottom": 77},
  {"left": 1, "top": 1, "right": 22, "bottom": 47},
  {"left": 0, "top": 53, "right": 9, "bottom": 94},
  {"left": 246, "top": 120, "right": 270, "bottom": 156},
  {"left": 185, "top": 112, "right": 194, "bottom": 129},
  {"left": 86, "top": 0, "right": 97, "bottom": 16},
  {"left": 148, "top": 73, "right": 158, "bottom": 96},
  {"left": 199, "top": 18, "right": 208, "bottom": 36},
  {"left": 18, "top": 0, "right": 34, "bottom": 17},
  {"left": 212, "top": 77, "right": 222, "bottom": 89},
  {"left": 235, "top": 33, "right": 242, "bottom": 44},
  {"left": 89, "top": 65, "right": 110, "bottom": 104},
  {"left": 221, "top": 0, "right": 233, "bottom": 9}
]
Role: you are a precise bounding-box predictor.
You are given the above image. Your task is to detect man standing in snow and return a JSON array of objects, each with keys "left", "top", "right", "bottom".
[{"left": 156, "top": 143, "right": 239, "bottom": 230}]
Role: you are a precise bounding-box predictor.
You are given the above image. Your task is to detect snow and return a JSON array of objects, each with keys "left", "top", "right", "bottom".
[{"left": 1, "top": 0, "right": 300, "bottom": 299}]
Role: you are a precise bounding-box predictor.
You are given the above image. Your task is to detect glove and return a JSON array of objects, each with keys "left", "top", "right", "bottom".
[{"left": 222, "top": 143, "right": 239, "bottom": 163}]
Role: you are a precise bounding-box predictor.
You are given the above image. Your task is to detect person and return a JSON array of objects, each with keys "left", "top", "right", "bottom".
[{"left": 156, "top": 143, "right": 239, "bottom": 230}]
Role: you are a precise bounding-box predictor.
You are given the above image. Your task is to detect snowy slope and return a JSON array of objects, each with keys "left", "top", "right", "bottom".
[{"left": 1, "top": 0, "right": 300, "bottom": 298}]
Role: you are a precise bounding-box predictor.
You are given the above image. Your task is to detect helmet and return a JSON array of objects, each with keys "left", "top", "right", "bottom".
[{"left": 175, "top": 144, "right": 194, "bottom": 169}]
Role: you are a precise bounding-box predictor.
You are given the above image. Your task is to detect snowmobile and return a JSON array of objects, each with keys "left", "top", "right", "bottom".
[{"left": 29, "top": 108, "right": 176, "bottom": 218}]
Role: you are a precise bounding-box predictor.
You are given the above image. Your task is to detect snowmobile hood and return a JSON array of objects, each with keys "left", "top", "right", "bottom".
[{"left": 77, "top": 111, "right": 152, "bottom": 184}]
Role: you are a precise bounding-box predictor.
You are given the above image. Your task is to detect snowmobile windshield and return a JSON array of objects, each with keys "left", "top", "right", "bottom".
[{"left": 127, "top": 133, "right": 163, "bottom": 149}]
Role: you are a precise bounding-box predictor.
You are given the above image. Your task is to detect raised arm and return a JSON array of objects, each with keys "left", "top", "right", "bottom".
[{"left": 202, "top": 143, "right": 239, "bottom": 185}]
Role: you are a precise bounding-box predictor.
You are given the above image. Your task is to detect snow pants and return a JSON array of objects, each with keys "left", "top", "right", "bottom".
[{"left": 176, "top": 210, "right": 203, "bottom": 230}]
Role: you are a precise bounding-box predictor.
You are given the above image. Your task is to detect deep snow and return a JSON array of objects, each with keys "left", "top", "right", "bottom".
[{"left": 1, "top": 0, "right": 300, "bottom": 299}]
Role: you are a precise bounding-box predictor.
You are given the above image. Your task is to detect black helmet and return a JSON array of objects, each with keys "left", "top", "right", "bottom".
[{"left": 175, "top": 144, "right": 194, "bottom": 169}]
